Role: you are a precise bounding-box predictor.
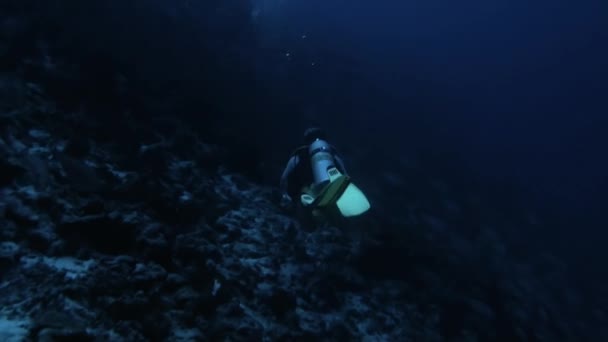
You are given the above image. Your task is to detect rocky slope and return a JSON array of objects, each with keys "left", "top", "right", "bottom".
[
  {"left": 1, "top": 73, "right": 606, "bottom": 342},
  {"left": 0, "top": 80, "right": 419, "bottom": 340}
]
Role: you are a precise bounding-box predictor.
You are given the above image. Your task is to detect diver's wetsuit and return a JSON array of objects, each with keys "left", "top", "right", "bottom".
[{"left": 280, "top": 145, "right": 348, "bottom": 201}]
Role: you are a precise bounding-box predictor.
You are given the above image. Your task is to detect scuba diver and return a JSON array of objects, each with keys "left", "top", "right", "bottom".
[{"left": 280, "top": 126, "right": 370, "bottom": 224}]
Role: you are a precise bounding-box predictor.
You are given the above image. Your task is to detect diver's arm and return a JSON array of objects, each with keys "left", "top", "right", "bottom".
[
  {"left": 279, "top": 155, "right": 299, "bottom": 196},
  {"left": 334, "top": 155, "right": 348, "bottom": 176}
]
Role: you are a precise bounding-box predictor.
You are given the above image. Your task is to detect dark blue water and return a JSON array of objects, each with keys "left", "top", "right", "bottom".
[{"left": 251, "top": 0, "right": 608, "bottom": 269}]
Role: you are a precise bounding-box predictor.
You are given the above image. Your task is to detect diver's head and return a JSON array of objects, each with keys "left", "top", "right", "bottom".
[{"left": 303, "top": 126, "right": 326, "bottom": 145}]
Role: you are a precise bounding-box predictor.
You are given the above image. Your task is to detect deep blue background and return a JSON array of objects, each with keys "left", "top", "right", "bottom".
[{"left": 249, "top": 0, "right": 607, "bottom": 280}]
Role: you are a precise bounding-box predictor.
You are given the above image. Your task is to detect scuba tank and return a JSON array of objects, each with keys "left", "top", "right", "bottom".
[{"left": 308, "top": 138, "right": 337, "bottom": 185}]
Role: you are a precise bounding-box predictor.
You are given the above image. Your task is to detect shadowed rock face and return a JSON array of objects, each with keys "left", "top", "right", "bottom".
[{"left": 0, "top": 2, "right": 606, "bottom": 341}]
